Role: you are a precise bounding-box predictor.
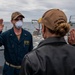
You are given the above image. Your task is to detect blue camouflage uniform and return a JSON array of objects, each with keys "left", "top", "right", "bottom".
[{"left": 0, "top": 28, "right": 33, "bottom": 75}]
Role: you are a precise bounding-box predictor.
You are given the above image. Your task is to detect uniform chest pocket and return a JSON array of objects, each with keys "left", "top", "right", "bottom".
[{"left": 24, "top": 40, "right": 30, "bottom": 45}]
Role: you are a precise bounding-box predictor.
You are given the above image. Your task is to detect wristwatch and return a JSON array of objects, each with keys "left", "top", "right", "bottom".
[{"left": 72, "top": 44, "right": 75, "bottom": 46}]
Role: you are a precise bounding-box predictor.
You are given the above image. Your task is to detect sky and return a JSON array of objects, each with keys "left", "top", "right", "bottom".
[{"left": 0, "top": 0, "right": 75, "bottom": 22}]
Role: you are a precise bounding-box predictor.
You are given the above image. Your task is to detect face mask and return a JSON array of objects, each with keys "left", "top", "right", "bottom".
[{"left": 15, "top": 20, "right": 23, "bottom": 29}]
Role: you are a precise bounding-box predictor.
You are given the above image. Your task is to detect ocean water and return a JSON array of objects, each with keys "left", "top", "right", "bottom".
[
  {"left": 3, "top": 22, "right": 38, "bottom": 34},
  {"left": 3, "top": 22, "right": 43, "bottom": 47},
  {"left": 0, "top": 22, "right": 43, "bottom": 67},
  {"left": 0, "top": 22, "right": 75, "bottom": 74}
]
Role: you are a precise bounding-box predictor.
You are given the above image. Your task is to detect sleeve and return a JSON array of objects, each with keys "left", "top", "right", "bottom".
[
  {"left": 0, "top": 32, "right": 4, "bottom": 46},
  {"left": 20, "top": 55, "right": 33, "bottom": 75},
  {"left": 0, "top": 31, "right": 2, "bottom": 34},
  {"left": 72, "top": 44, "right": 75, "bottom": 46},
  {"left": 29, "top": 34, "right": 33, "bottom": 51}
]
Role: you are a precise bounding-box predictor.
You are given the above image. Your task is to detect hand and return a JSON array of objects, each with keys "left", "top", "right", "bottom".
[
  {"left": 0, "top": 19, "right": 3, "bottom": 24},
  {"left": 68, "top": 29, "right": 75, "bottom": 45},
  {"left": 0, "top": 19, "right": 4, "bottom": 31}
]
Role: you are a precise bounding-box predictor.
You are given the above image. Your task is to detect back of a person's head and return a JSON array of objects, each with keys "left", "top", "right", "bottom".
[{"left": 41, "top": 9, "right": 70, "bottom": 37}]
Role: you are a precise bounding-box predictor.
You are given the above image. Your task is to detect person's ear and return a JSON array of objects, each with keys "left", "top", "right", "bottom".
[
  {"left": 11, "top": 19, "right": 15, "bottom": 24},
  {"left": 42, "top": 24, "right": 46, "bottom": 33},
  {"left": 11, "top": 20, "right": 13, "bottom": 23}
]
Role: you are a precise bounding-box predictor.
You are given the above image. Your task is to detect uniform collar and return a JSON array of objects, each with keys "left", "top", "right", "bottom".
[
  {"left": 9, "top": 28, "right": 28, "bottom": 36},
  {"left": 9, "top": 28, "right": 27, "bottom": 43},
  {"left": 37, "top": 37, "right": 67, "bottom": 48}
]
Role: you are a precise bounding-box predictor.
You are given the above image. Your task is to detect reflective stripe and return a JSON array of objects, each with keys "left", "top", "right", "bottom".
[{"left": 5, "top": 61, "right": 21, "bottom": 69}]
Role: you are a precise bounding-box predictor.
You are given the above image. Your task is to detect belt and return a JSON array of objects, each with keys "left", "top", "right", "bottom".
[{"left": 5, "top": 61, "right": 21, "bottom": 69}]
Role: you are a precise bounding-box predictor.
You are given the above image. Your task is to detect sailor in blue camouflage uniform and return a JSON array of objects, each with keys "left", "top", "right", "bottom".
[{"left": 0, "top": 12, "right": 33, "bottom": 75}]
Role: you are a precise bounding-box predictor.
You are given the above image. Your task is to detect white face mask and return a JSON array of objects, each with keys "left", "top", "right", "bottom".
[{"left": 15, "top": 20, "right": 23, "bottom": 29}]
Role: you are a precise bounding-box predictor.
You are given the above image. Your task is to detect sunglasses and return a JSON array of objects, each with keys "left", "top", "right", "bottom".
[{"left": 14, "top": 18, "right": 23, "bottom": 21}]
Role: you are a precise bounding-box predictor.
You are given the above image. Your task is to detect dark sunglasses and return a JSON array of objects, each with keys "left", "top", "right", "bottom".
[{"left": 14, "top": 18, "right": 23, "bottom": 21}]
